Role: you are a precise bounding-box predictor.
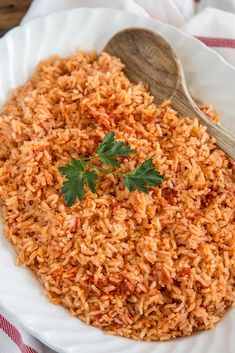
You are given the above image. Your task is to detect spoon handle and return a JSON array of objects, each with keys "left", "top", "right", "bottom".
[{"left": 171, "top": 80, "right": 235, "bottom": 160}]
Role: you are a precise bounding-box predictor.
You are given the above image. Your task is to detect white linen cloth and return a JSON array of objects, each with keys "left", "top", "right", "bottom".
[{"left": 1, "top": 1, "right": 235, "bottom": 352}]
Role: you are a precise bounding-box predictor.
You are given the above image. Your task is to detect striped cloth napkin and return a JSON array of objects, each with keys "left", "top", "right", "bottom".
[{"left": 1, "top": 0, "right": 235, "bottom": 352}]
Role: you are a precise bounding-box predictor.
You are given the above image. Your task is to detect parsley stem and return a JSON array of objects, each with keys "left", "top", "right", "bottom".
[
  {"left": 91, "top": 164, "right": 124, "bottom": 176},
  {"left": 80, "top": 156, "right": 97, "bottom": 162},
  {"left": 81, "top": 154, "right": 114, "bottom": 162}
]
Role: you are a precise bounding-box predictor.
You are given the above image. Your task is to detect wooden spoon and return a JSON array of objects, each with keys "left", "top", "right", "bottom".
[{"left": 104, "top": 28, "right": 235, "bottom": 160}]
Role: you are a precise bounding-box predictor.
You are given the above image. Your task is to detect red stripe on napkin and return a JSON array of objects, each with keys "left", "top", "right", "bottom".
[
  {"left": 196, "top": 36, "right": 235, "bottom": 48},
  {"left": 0, "top": 315, "right": 38, "bottom": 353}
]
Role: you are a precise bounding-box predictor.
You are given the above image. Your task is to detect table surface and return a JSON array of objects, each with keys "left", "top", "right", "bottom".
[{"left": 0, "top": 0, "right": 32, "bottom": 37}]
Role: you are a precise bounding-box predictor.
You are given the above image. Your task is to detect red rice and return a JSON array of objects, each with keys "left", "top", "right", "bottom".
[{"left": 0, "top": 51, "right": 234, "bottom": 341}]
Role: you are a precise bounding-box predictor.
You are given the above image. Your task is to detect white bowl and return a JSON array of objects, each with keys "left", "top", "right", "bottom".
[{"left": 0, "top": 8, "right": 234, "bottom": 353}]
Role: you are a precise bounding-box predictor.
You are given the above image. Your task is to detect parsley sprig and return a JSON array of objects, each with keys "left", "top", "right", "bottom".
[{"left": 59, "top": 132, "right": 163, "bottom": 206}]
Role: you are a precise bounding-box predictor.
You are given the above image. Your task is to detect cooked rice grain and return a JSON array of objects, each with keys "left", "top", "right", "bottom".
[{"left": 0, "top": 51, "right": 234, "bottom": 341}]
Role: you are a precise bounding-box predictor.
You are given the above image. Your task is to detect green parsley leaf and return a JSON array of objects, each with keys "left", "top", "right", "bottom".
[
  {"left": 97, "top": 132, "right": 134, "bottom": 167},
  {"left": 61, "top": 178, "right": 84, "bottom": 206},
  {"left": 84, "top": 171, "right": 98, "bottom": 193},
  {"left": 59, "top": 157, "right": 84, "bottom": 179},
  {"left": 124, "top": 159, "right": 164, "bottom": 194},
  {"left": 59, "top": 158, "right": 98, "bottom": 206},
  {"left": 98, "top": 155, "right": 120, "bottom": 167}
]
